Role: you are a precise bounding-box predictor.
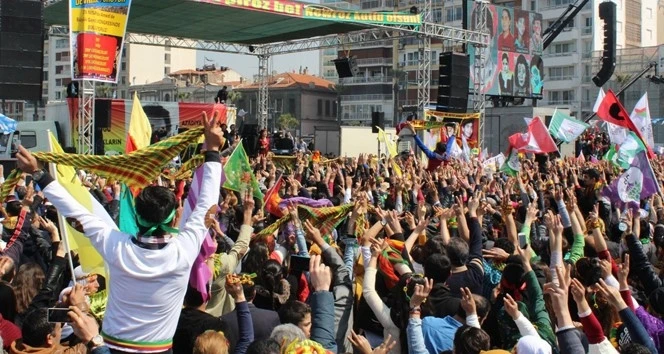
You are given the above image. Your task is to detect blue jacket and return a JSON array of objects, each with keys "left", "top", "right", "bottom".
[{"left": 310, "top": 291, "right": 337, "bottom": 353}]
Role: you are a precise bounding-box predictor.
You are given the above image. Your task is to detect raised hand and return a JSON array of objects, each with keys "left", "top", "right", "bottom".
[
  {"left": 309, "top": 255, "right": 332, "bottom": 292},
  {"left": 202, "top": 110, "right": 224, "bottom": 151},
  {"left": 409, "top": 277, "right": 433, "bottom": 308},
  {"left": 617, "top": 254, "right": 630, "bottom": 290},
  {"left": 503, "top": 293, "right": 521, "bottom": 320},
  {"left": 460, "top": 287, "right": 476, "bottom": 316}
]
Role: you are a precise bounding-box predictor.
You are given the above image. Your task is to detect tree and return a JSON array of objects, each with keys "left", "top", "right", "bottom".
[
  {"left": 96, "top": 85, "right": 114, "bottom": 98},
  {"left": 277, "top": 113, "right": 298, "bottom": 130},
  {"left": 177, "top": 92, "right": 192, "bottom": 102},
  {"left": 227, "top": 90, "right": 242, "bottom": 104}
]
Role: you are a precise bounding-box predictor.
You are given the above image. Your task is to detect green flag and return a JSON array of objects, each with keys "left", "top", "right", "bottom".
[
  {"left": 614, "top": 132, "right": 646, "bottom": 170},
  {"left": 500, "top": 149, "right": 521, "bottom": 177},
  {"left": 547, "top": 109, "right": 589, "bottom": 143},
  {"left": 223, "top": 142, "right": 264, "bottom": 203},
  {"left": 603, "top": 144, "right": 620, "bottom": 167}
]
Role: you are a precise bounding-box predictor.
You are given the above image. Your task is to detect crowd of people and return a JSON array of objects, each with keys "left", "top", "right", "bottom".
[{"left": 0, "top": 111, "right": 663, "bottom": 354}]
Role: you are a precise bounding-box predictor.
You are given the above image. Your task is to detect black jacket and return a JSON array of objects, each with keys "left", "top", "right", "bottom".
[{"left": 220, "top": 303, "right": 280, "bottom": 354}]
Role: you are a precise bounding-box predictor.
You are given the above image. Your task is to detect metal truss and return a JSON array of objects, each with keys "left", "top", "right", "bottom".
[
  {"left": 257, "top": 55, "right": 270, "bottom": 130},
  {"left": 49, "top": 26, "right": 253, "bottom": 55},
  {"left": 471, "top": 0, "right": 489, "bottom": 150},
  {"left": 78, "top": 81, "right": 95, "bottom": 155},
  {"left": 417, "top": 0, "right": 433, "bottom": 118}
]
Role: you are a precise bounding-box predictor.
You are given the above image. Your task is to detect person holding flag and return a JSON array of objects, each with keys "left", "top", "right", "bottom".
[{"left": 14, "top": 110, "right": 225, "bottom": 353}]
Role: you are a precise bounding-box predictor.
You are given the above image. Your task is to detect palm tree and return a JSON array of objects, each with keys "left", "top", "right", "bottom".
[
  {"left": 96, "top": 85, "right": 114, "bottom": 98},
  {"left": 177, "top": 92, "right": 192, "bottom": 102},
  {"left": 277, "top": 113, "right": 298, "bottom": 130},
  {"left": 613, "top": 72, "right": 631, "bottom": 103}
]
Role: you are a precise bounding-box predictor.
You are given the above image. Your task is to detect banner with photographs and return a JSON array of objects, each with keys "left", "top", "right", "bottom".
[
  {"left": 69, "top": 0, "right": 132, "bottom": 83},
  {"left": 466, "top": 2, "right": 543, "bottom": 99}
]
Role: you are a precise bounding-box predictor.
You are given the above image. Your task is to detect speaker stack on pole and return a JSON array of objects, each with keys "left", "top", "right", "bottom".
[
  {"left": 333, "top": 57, "right": 360, "bottom": 78},
  {"left": 371, "top": 111, "right": 384, "bottom": 133},
  {"left": 437, "top": 52, "right": 469, "bottom": 113},
  {"left": 592, "top": 1, "right": 616, "bottom": 87},
  {"left": 0, "top": 0, "right": 44, "bottom": 101}
]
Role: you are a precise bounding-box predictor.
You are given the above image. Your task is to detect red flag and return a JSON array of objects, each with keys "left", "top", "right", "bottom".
[
  {"left": 596, "top": 90, "right": 654, "bottom": 158},
  {"left": 264, "top": 176, "right": 284, "bottom": 218},
  {"left": 508, "top": 116, "right": 558, "bottom": 154}
]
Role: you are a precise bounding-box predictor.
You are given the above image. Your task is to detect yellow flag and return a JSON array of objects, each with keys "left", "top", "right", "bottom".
[
  {"left": 377, "top": 127, "right": 402, "bottom": 177},
  {"left": 48, "top": 132, "right": 107, "bottom": 278},
  {"left": 126, "top": 92, "right": 152, "bottom": 153}
]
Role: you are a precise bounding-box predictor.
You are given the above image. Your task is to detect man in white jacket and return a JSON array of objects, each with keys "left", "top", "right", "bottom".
[{"left": 16, "top": 111, "right": 225, "bottom": 354}]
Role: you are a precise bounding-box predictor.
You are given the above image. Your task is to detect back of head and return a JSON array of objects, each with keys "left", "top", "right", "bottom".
[
  {"left": 260, "top": 259, "right": 284, "bottom": 292},
  {"left": 13, "top": 262, "right": 45, "bottom": 314},
  {"left": 620, "top": 343, "right": 652, "bottom": 354},
  {"left": 193, "top": 330, "right": 228, "bottom": 354},
  {"left": 184, "top": 284, "right": 205, "bottom": 308},
  {"left": 135, "top": 186, "right": 178, "bottom": 235},
  {"left": 453, "top": 325, "right": 490, "bottom": 354},
  {"left": 446, "top": 238, "right": 469, "bottom": 266},
  {"left": 270, "top": 324, "right": 306, "bottom": 347},
  {"left": 424, "top": 253, "right": 451, "bottom": 283},
  {"left": 435, "top": 141, "right": 447, "bottom": 154},
  {"left": 278, "top": 301, "right": 311, "bottom": 325},
  {"left": 246, "top": 339, "right": 280, "bottom": 354},
  {"left": 22, "top": 309, "right": 53, "bottom": 348},
  {"left": 648, "top": 287, "right": 664, "bottom": 316},
  {"left": 5, "top": 201, "right": 22, "bottom": 217}
]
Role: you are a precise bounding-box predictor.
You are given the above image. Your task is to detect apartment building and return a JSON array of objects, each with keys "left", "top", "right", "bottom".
[{"left": 322, "top": 0, "right": 658, "bottom": 125}]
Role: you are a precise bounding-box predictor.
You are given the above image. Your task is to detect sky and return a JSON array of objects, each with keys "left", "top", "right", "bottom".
[{"left": 196, "top": 50, "right": 322, "bottom": 79}]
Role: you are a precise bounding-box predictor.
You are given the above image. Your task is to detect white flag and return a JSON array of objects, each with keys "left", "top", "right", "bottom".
[
  {"left": 607, "top": 122, "right": 628, "bottom": 145},
  {"left": 629, "top": 93, "right": 654, "bottom": 148},
  {"left": 593, "top": 88, "right": 605, "bottom": 113}
]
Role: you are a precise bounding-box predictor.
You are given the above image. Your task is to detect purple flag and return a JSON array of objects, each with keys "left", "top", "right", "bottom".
[
  {"left": 601, "top": 151, "right": 659, "bottom": 212},
  {"left": 185, "top": 150, "right": 226, "bottom": 302}
]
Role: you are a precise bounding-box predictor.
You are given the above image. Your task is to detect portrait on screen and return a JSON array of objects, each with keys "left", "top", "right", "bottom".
[
  {"left": 498, "top": 52, "right": 514, "bottom": 96},
  {"left": 514, "top": 10, "right": 530, "bottom": 54},
  {"left": 498, "top": 8, "right": 515, "bottom": 52}
]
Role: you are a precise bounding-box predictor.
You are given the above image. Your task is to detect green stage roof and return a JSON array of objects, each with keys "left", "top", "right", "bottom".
[{"left": 44, "top": 0, "right": 372, "bottom": 45}]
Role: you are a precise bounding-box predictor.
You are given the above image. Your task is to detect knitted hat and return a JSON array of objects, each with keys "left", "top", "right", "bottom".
[{"left": 516, "top": 335, "right": 552, "bottom": 354}]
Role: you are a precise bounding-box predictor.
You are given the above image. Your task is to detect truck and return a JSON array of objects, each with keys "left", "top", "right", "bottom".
[
  {"left": 314, "top": 126, "right": 397, "bottom": 157},
  {"left": 0, "top": 120, "right": 68, "bottom": 176}
]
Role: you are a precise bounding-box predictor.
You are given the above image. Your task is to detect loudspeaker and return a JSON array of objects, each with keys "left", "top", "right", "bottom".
[
  {"left": 241, "top": 123, "right": 259, "bottom": 157},
  {"left": 592, "top": 1, "right": 616, "bottom": 87},
  {"left": 333, "top": 57, "right": 360, "bottom": 78},
  {"left": 0, "top": 0, "right": 44, "bottom": 101},
  {"left": 371, "top": 111, "right": 384, "bottom": 134},
  {"left": 437, "top": 52, "right": 469, "bottom": 113},
  {"left": 94, "top": 99, "right": 112, "bottom": 129}
]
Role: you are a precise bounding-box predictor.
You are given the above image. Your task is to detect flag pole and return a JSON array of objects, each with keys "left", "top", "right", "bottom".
[{"left": 46, "top": 129, "right": 77, "bottom": 285}]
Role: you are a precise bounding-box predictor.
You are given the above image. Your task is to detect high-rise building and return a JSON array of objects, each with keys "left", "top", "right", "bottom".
[{"left": 321, "top": 0, "right": 658, "bottom": 125}]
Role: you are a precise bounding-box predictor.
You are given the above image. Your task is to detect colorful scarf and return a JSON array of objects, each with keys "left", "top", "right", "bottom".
[
  {"left": 0, "top": 127, "right": 204, "bottom": 200},
  {"left": 255, "top": 204, "right": 353, "bottom": 242}
]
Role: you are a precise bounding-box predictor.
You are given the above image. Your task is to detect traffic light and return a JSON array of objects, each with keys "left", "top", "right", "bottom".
[{"left": 592, "top": 1, "right": 616, "bottom": 87}]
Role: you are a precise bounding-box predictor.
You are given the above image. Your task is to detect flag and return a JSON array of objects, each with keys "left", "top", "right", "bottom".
[
  {"left": 590, "top": 155, "right": 598, "bottom": 164},
  {"left": 125, "top": 92, "right": 152, "bottom": 153},
  {"left": 614, "top": 131, "right": 647, "bottom": 170},
  {"left": 508, "top": 116, "right": 558, "bottom": 154},
  {"left": 593, "top": 88, "right": 605, "bottom": 113},
  {"left": 578, "top": 151, "right": 585, "bottom": 162},
  {"left": 265, "top": 175, "right": 284, "bottom": 218},
  {"left": 601, "top": 151, "right": 659, "bottom": 212},
  {"left": 446, "top": 136, "right": 463, "bottom": 159},
  {"left": 606, "top": 121, "right": 628, "bottom": 145},
  {"left": 603, "top": 144, "right": 620, "bottom": 167},
  {"left": 255, "top": 203, "right": 354, "bottom": 241},
  {"left": 47, "top": 132, "right": 109, "bottom": 277},
  {"left": 0, "top": 114, "right": 17, "bottom": 134},
  {"left": 223, "top": 142, "right": 264, "bottom": 203},
  {"left": 596, "top": 90, "right": 645, "bottom": 143},
  {"left": 629, "top": 93, "right": 654, "bottom": 148},
  {"left": 483, "top": 153, "right": 505, "bottom": 172},
  {"left": 500, "top": 148, "right": 521, "bottom": 177},
  {"left": 377, "top": 127, "right": 402, "bottom": 177},
  {"left": 548, "top": 109, "right": 589, "bottom": 143}
]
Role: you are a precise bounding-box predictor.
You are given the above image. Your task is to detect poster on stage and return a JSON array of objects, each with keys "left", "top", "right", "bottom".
[
  {"left": 69, "top": 0, "right": 133, "bottom": 83},
  {"left": 465, "top": 1, "right": 543, "bottom": 99}
]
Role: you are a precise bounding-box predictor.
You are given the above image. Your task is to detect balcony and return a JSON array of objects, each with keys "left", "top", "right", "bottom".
[
  {"left": 356, "top": 58, "right": 392, "bottom": 66},
  {"left": 582, "top": 27, "right": 592, "bottom": 35},
  {"left": 341, "top": 94, "right": 393, "bottom": 101},
  {"left": 340, "top": 76, "right": 392, "bottom": 84}
]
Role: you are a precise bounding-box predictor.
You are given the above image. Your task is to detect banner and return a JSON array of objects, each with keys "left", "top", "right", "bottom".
[
  {"left": 69, "top": 0, "right": 132, "bottom": 83},
  {"left": 303, "top": 6, "right": 420, "bottom": 25},
  {"left": 195, "top": 0, "right": 420, "bottom": 25}
]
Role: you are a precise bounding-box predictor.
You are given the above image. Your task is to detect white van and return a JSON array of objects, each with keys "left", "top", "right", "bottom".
[{"left": 0, "top": 121, "right": 65, "bottom": 177}]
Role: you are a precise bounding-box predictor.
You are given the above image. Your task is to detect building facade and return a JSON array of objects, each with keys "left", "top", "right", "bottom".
[{"left": 234, "top": 72, "right": 338, "bottom": 136}]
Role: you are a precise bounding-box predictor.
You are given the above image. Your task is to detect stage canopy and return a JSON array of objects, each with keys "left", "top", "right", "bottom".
[{"left": 44, "top": 0, "right": 420, "bottom": 45}]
